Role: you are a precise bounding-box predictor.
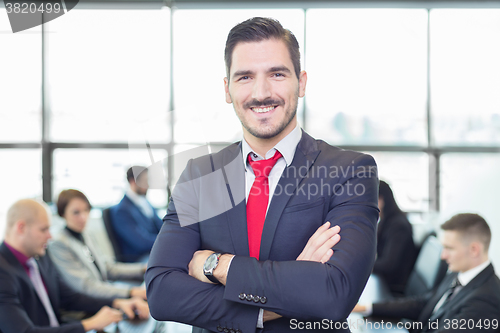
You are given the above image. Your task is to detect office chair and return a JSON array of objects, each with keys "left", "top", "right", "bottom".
[
  {"left": 404, "top": 235, "right": 448, "bottom": 297},
  {"left": 102, "top": 208, "right": 127, "bottom": 262}
]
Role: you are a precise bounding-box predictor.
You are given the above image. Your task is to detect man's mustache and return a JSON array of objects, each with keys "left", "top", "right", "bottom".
[{"left": 243, "top": 98, "right": 284, "bottom": 109}]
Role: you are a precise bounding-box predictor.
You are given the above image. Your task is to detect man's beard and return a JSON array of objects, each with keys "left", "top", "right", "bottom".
[{"left": 238, "top": 93, "right": 298, "bottom": 139}]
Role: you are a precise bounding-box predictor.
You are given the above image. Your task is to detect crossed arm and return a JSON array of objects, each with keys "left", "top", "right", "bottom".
[{"left": 188, "top": 222, "right": 342, "bottom": 322}]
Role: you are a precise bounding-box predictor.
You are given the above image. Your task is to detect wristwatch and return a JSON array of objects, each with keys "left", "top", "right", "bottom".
[{"left": 203, "top": 252, "right": 222, "bottom": 283}]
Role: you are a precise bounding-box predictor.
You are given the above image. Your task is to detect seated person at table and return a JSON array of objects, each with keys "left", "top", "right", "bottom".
[
  {"left": 374, "top": 180, "right": 417, "bottom": 295},
  {"left": 110, "top": 166, "right": 163, "bottom": 262},
  {"left": 353, "top": 213, "right": 500, "bottom": 333},
  {"left": 49, "top": 189, "right": 147, "bottom": 300},
  {"left": 0, "top": 199, "right": 149, "bottom": 333}
]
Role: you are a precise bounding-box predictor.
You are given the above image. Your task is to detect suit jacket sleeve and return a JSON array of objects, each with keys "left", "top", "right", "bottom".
[
  {"left": 48, "top": 240, "right": 132, "bottom": 299},
  {"left": 223, "top": 153, "right": 379, "bottom": 320},
  {"left": 105, "top": 261, "right": 145, "bottom": 282}
]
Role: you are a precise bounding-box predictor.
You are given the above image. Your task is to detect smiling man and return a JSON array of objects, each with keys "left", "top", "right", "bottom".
[{"left": 146, "top": 17, "right": 379, "bottom": 333}]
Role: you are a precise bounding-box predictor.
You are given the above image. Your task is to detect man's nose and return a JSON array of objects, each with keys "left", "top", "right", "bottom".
[{"left": 252, "top": 76, "right": 272, "bottom": 102}]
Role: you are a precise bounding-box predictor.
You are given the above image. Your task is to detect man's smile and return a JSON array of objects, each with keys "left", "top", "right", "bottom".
[{"left": 250, "top": 105, "right": 278, "bottom": 113}]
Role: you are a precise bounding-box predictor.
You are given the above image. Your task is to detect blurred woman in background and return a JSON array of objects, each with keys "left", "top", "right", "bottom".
[
  {"left": 48, "top": 189, "right": 147, "bottom": 299},
  {"left": 374, "top": 180, "right": 417, "bottom": 296}
]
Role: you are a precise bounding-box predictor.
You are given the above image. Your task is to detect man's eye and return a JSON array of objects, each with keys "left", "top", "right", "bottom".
[
  {"left": 274, "top": 73, "right": 285, "bottom": 77},
  {"left": 239, "top": 76, "right": 249, "bottom": 81}
]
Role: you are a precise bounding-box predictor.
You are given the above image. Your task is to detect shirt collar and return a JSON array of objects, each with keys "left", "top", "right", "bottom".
[
  {"left": 241, "top": 124, "right": 302, "bottom": 170},
  {"left": 65, "top": 226, "right": 85, "bottom": 243},
  {"left": 126, "top": 187, "right": 147, "bottom": 205},
  {"left": 4, "top": 241, "right": 30, "bottom": 269},
  {"left": 457, "top": 259, "right": 491, "bottom": 287}
]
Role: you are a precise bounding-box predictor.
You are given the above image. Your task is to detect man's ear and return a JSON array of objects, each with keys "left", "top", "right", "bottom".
[
  {"left": 16, "top": 220, "right": 26, "bottom": 234},
  {"left": 224, "top": 77, "right": 232, "bottom": 104},
  {"left": 298, "top": 70, "right": 307, "bottom": 98},
  {"left": 469, "top": 241, "right": 483, "bottom": 258}
]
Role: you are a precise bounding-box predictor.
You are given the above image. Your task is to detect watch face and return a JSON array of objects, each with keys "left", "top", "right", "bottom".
[{"left": 204, "top": 253, "right": 217, "bottom": 271}]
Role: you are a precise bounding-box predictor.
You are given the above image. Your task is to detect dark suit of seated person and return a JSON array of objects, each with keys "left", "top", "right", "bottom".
[
  {"left": 0, "top": 199, "right": 149, "bottom": 333},
  {"left": 48, "top": 190, "right": 147, "bottom": 300},
  {"left": 353, "top": 213, "right": 500, "bottom": 333},
  {"left": 110, "top": 166, "right": 163, "bottom": 262},
  {"left": 373, "top": 180, "right": 417, "bottom": 295}
]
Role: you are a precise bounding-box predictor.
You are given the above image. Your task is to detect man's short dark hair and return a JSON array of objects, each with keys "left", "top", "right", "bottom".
[
  {"left": 127, "top": 166, "right": 148, "bottom": 183},
  {"left": 224, "top": 17, "right": 301, "bottom": 79},
  {"left": 441, "top": 213, "right": 491, "bottom": 251}
]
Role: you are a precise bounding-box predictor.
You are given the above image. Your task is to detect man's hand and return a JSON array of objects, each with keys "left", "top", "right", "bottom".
[
  {"left": 352, "top": 304, "right": 367, "bottom": 313},
  {"left": 296, "top": 222, "right": 341, "bottom": 263},
  {"left": 130, "top": 286, "right": 147, "bottom": 300},
  {"left": 189, "top": 250, "right": 234, "bottom": 286},
  {"left": 188, "top": 250, "right": 215, "bottom": 283},
  {"left": 263, "top": 310, "right": 282, "bottom": 322},
  {"left": 112, "top": 297, "right": 150, "bottom": 320},
  {"left": 213, "top": 254, "right": 233, "bottom": 286},
  {"left": 81, "top": 306, "right": 123, "bottom": 331}
]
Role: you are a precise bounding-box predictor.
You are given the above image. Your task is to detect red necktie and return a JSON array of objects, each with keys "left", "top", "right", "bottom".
[{"left": 247, "top": 150, "right": 283, "bottom": 259}]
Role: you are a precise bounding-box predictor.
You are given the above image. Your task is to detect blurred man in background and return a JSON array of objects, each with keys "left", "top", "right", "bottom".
[
  {"left": 110, "top": 166, "right": 163, "bottom": 262},
  {"left": 0, "top": 199, "right": 149, "bottom": 333},
  {"left": 353, "top": 213, "right": 500, "bottom": 333}
]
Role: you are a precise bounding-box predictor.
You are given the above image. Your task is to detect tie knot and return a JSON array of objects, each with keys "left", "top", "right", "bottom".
[
  {"left": 248, "top": 150, "right": 283, "bottom": 178},
  {"left": 451, "top": 277, "right": 462, "bottom": 289},
  {"left": 26, "top": 258, "right": 36, "bottom": 269}
]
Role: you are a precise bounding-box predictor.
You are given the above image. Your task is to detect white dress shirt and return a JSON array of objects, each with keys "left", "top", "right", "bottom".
[
  {"left": 126, "top": 188, "right": 155, "bottom": 218},
  {"left": 239, "top": 124, "right": 302, "bottom": 328}
]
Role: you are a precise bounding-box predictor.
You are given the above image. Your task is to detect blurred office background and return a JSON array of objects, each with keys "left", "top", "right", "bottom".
[{"left": 0, "top": 1, "right": 499, "bottom": 273}]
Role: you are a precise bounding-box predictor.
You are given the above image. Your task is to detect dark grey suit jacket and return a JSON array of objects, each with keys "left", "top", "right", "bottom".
[
  {"left": 0, "top": 242, "right": 113, "bottom": 333},
  {"left": 373, "top": 263, "right": 500, "bottom": 332},
  {"left": 146, "top": 131, "right": 379, "bottom": 333}
]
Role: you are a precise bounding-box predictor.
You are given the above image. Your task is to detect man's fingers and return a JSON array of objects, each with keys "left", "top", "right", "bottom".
[
  {"left": 121, "top": 305, "right": 135, "bottom": 320},
  {"left": 297, "top": 223, "right": 330, "bottom": 261},
  {"left": 312, "top": 234, "right": 340, "bottom": 262},
  {"left": 135, "top": 302, "right": 150, "bottom": 320},
  {"left": 308, "top": 225, "right": 340, "bottom": 253},
  {"left": 297, "top": 224, "right": 341, "bottom": 261},
  {"left": 320, "top": 248, "right": 333, "bottom": 264}
]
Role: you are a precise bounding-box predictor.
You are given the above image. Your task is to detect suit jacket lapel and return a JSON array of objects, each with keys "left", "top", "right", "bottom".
[
  {"left": 0, "top": 243, "right": 32, "bottom": 288},
  {"left": 221, "top": 142, "right": 249, "bottom": 256},
  {"left": 68, "top": 231, "right": 106, "bottom": 281},
  {"left": 84, "top": 234, "right": 108, "bottom": 281},
  {"left": 421, "top": 273, "right": 457, "bottom": 323},
  {"left": 259, "top": 131, "right": 320, "bottom": 261},
  {"left": 430, "top": 264, "right": 495, "bottom": 322}
]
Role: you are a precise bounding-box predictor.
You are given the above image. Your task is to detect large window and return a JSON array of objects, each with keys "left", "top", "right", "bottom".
[
  {"left": 0, "top": 9, "right": 41, "bottom": 142},
  {"left": 1, "top": 4, "right": 500, "bottom": 274},
  {"left": 53, "top": 148, "right": 168, "bottom": 208},
  {"left": 306, "top": 9, "right": 428, "bottom": 146},
  {"left": 46, "top": 9, "right": 171, "bottom": 143},
  {"left": 431, "top": 9, "right": 500, "bottom": 146},
  {"left": 0, "top": 150, "right": 42, "bottom": 237}
]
